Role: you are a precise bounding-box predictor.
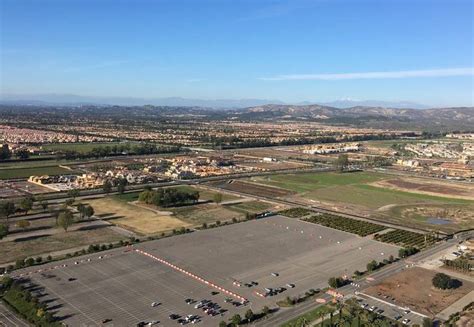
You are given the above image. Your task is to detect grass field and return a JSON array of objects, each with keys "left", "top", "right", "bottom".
[
  {"left": 250, "top": 171, "right": 474, "bottom": 231},
  {"left": 0, "top": 166, "right": 76, "bottom": 179},
  {"left": 87, "top": 197, "right": 190, "bottom": 235},
  {"left": 226, "top": 200, "right": 273, "bottom": 213},
  {"left": 0, "top": 227, "right": 125, "bottom": 264}
]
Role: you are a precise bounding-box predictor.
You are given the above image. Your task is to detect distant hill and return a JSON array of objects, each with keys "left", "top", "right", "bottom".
[
  {"left": 236, "top": 104, "right": 474, "bottom": 130},
  {"left": 0, "top": 94, "right": 429, "bottom": 109},
  {"left": 0, "top": 94, "right": 284, "bottom": 109}
]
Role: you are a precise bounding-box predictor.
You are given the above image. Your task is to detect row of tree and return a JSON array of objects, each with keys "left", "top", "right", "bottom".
[
  {"left": 58, "top": 143, "right": 181, "bottom": 160},
  {"left": 0, "top": 145, "right": 30, "bottom": 160},
  {"left": 138, "top": 188, "right": 200, "bottom": 207}
]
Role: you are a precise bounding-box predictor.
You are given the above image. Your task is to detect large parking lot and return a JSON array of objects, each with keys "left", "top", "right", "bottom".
[{"left": 13, "top": 215, "right": 400, "bottom": 326}]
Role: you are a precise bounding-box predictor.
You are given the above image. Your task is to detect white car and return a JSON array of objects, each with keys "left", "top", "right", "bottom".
[
  {"left": 151, "top": 302, "right": 159, "bottom": 307},
  {"left": 402, "top": 318, "right": 410, "bottom": 325},
  {"left": 286, "top": 283, "right": 295, "bottom": 288}
]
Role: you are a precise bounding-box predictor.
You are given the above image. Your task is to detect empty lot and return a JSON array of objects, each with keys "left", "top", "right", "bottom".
[{"left": 13, "top": 216, "right": 400, "bottom": 326}]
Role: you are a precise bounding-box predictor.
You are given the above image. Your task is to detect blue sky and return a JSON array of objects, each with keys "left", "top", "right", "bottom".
[{"left": 1, "top": 0, "right": 473, "bottom": 106}]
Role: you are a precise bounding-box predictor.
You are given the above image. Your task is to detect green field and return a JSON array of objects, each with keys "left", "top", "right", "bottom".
[
  {"left": 226, "top": 200, "right": 273, "bottom": 213},
  {"left": 42, "top": 142, "right": 129, "bottom": 153},
  {"left": 250, "top": 171, "right": 474, "bottom": 231},
  {"left": 251, "top": 172, "right": 471, "bottom": 207},
  {"left": 0, "top": 166, "right": 76, "bottom": 179}
]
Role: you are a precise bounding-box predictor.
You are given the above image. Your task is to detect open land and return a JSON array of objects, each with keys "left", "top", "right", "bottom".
[
  {"left": 87, "top": 197, "right": 191, "bottom": 235},
  {"left": 365, "top": 267, "right": 473, "bottom": 317},
  {"left": 0, "top": 165, "right": 76, "bottom": 180},
  {"left": 239, "top": 171, "right": 474, "bottom": 232},
  {"left": 1, "top": 226, "right": 125, "bottom": 264},
  {"left": 12, "top": 216, "right": 400, "bottom": 326},
  {"left": 89, "top": 186, "right": 278, "bottom": 234}
]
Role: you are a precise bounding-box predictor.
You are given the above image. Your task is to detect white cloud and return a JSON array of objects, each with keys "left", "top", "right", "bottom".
[{"left": 259, "top": 68, "right": 474, "bottom": 81}]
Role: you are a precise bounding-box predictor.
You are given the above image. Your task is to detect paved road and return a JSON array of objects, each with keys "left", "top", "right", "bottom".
[{"left": 0, "top": 302, "right": 29, "bottom": 327}]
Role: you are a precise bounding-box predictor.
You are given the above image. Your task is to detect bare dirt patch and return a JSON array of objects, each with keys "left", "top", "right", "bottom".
[
  {"left": 212, "top": 180, "right": 293, "bottom": 198},
  {"left": 1, "top": 226, "right": 124, "bottom": 264},
  {"left": 87, "top": 197, "right": 190, "bottom": 235},
  {"left": 372, "top": 178, "right": 474, "bottom": 200},
  {"left": 365, "top": 267, "right": 473, "bottom": 317}
]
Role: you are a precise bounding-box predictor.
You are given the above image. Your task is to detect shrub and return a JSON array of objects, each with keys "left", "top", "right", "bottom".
[{"left": 432, "top": 273, "right": 461, "bottom": 290}]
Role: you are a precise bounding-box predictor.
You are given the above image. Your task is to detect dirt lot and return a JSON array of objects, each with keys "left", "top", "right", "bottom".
[
  {"left": 1, "top": 226, "right": 125, "bottom": 264},
  {"left": 87, "top": 197, "right": 190, "bottom": 235},
  {"left": 212, "top": 180, "right": 293, "bottom": 198},
  {"left": 173, "top": 202, "right": 246, "bottom": 224},
  {"left": 372, "top": 178, "right": 474, "bottom": 200},
  {"left": 237, "top": 160, "right": 310, "bottom": 171},
  {"left": 365, "top": 267, "right": 473, "bottom": 317}
]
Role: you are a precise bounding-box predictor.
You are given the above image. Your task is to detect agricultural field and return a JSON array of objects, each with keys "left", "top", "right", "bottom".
[
  {"left": 225, "top": 200, "right": 274, "bottom": 214},
  {"left": 304, "top": 214, "right": 386, "bottom": 237},
  {"left": 278, "top": 207, "right": 314, "bottom": 218},
  {"left": 374, "top": 229, "right": 438, "bottom": 249},
  {"left": 248, "top": 171, "right": 474, "bottom": 232},
  {"left": 211, "top": 180, "right": 294, "bottom": 198},
  {"left": 0, "top": 165, "right": 76, "bottom": 179},
  {"left": 0, "top": 226, "right": 125, "bottom": 264}
]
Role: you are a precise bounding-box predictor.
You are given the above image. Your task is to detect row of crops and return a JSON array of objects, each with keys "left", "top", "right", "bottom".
[
  {"left": 278, "top": 207, "right": 313, "bottom": 218},
  {"left": 374, "top": 229, "right": 437, "bottom": 249},
  {"left": 303, "top": 214, "right": 386, "bottom": 237}
]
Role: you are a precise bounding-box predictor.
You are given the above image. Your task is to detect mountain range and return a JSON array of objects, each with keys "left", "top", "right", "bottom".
[{"left": 0, "top": 94, "right": 429, "bottom": 109}]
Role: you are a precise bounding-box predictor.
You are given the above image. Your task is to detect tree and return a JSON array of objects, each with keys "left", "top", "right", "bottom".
[
  {"left": 328, "top": 277, "right": 345, "bottom": 288},
  {"left": 103, "top": 180, "right": 112, "bottom": 193},
  {"left": 39, "top": 200, "right": 49, "bottom": 212},
  {"left": 0, "top": 144, "right": 12, "bottom": 160},
  {"left": 15, "top": 149, "right": 30, "bottom": 160},
  {"left": 245, "top": 309, "right": 254, "bottom": 322},
  {"left": 231, "top": 314, "right": 242, "bottom": 326},
  {"left": 219, "top": 321, "right": 227, "bottom": 327},
  {"left": 213, "top": 193, "right": 223, "bottom": 204},
  {"left": 117, "top": 183, "right": 126, "bottom": 194},
  {"left": 17, "top": 220, "right": 30, "bottom": 230},
  {"left": 432, "top": 273, "right": 460, "bottom": 290},
  {"left": 262, "top": 306, "right": 270, "bottom": 315},
  {"left": 399, "top": 247, "right": 418, "bottom": 258},
  {"left": 422, "top": 318, "right": 434, "bottom": 327},
  {"left": 0, "top": 224, "right": 8, "bottom": 240},
  {"left": 335, "top": 154, "right": 349, "bottom": 172},
  {"left": 57, "top": 210, "right": 74, "bottom": 232},
  {"left": 0, "top": 201, "right": 16, "bottom": 222},
  {"left": 68, "top": 189, "right": 80, "bottom": 200},
  {"left": 76, "top": 203, "right": 85, "bottom": 219},
  {"left": 20, "top": 197, "right": 33, "bottom": 215},
  {"left": 366, "top": 260, "right": 378, "bottom": 272},
  {"left": 117, "top": 178, "right": 127, "bottom": 194},
  {"left": 83, "top": 205, "right": 94, "bottom": 219}
]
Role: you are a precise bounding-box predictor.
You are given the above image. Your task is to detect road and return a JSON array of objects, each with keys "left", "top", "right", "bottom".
[{"left": 256, "top": 237, "right": 463, "bottom": 327}]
